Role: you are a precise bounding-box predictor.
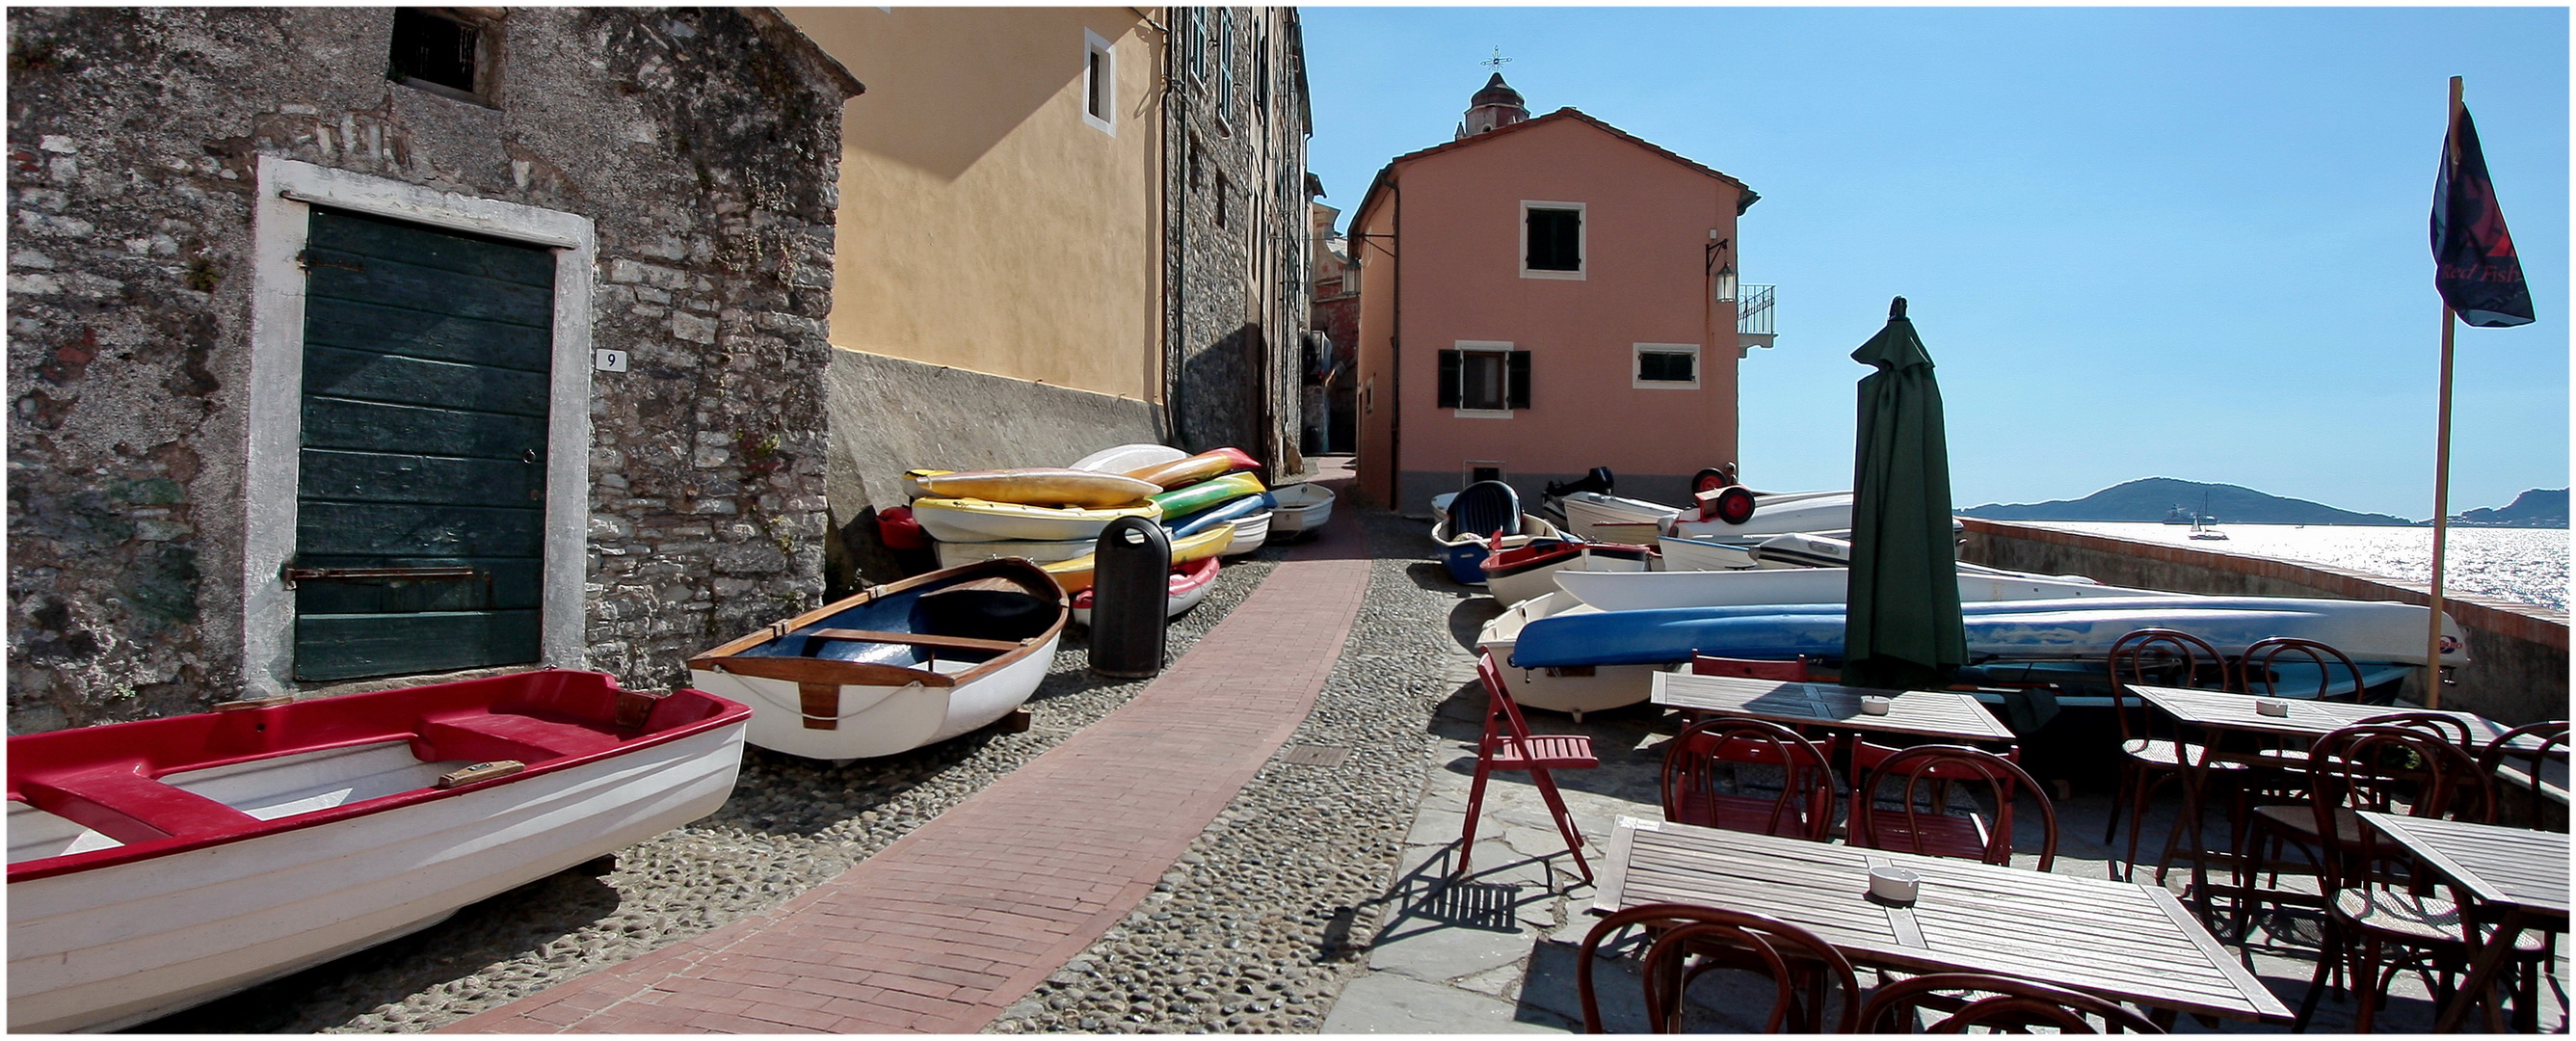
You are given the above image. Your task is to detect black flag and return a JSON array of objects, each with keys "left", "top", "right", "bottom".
[{"left": 2430, "top": 105, "right": 2534, "bottom": 328}]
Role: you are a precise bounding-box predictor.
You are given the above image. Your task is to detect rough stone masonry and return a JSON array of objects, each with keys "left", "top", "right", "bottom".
[{"left": 7, "top": 8, "right": 858, "bottom": 731}]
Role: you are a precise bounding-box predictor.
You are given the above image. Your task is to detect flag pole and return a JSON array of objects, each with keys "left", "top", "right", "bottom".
[{"left": 2423, "top": 75, "right": 2463, "bottom": 709}]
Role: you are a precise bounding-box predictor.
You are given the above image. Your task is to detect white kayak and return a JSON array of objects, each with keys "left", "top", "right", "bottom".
[{"left": 1070, "top": 442, "right": 1187, "bottom": 473}]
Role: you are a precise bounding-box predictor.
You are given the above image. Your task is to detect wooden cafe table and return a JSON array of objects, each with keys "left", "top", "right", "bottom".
[
  {"left": 1649, "top": 673, "right": 2018, "bottom": 746},
  {"left": 2127, "top": 684, "right": 2511, "bottom": 923},
  {"left": 2356, "top": 811, "right": 2569, "bottom": 1032},
  {"left": 1593, "top": 815, "right": 2295, "bottom": 1025}
]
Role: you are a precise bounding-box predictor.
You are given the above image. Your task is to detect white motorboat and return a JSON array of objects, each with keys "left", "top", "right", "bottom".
[
  {"left": 689, "top": 559, "right": 1067, "bottom": 761},
  {"left": 8, "top": 671, "right": 750, "bottom": 1033}
]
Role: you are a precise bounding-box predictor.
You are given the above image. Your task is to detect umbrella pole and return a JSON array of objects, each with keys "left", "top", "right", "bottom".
[{"left": 2422, "top": 77, "right": 2465, "bottom": 709}]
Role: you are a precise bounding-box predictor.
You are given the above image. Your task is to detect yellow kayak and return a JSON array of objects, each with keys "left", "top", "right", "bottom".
[
  {"left": 908, "top": 467, "right": 1160, "bottom": 509},
  {"left": 1043, "top": 523, "right": 1234, "bottom": 594},
  {"left": 910, "top": 496, "right": 1161, "bottom": 543}
]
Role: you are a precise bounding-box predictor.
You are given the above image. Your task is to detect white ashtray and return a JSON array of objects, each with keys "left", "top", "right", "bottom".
[
  {"left": 1858, "top": 695, "right": 1894, "bottom": 716},
  {"left": 1868, "top": 866, "right": 1921, "bottom": 903},
  {"left": 2254, "top": 699, "right": 2290, "bottom": 717}
]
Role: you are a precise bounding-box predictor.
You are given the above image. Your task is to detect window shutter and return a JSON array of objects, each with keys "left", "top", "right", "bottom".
[
  {"left": 1437, "top": 350, "right": 1461, "bottom": 408},
  {"left": 1507, "top": 351, "right": 1532, "bottom": 410}
]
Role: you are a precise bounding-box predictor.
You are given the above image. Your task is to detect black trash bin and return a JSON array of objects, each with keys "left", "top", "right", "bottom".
[{"left": 1088, "top": 516, "right": 1170, "bottom": 679}]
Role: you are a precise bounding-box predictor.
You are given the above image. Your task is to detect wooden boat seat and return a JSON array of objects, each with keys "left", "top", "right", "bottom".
[
  {"left": 417, "top": 711, "right": 621, "bottom": 763},
  {"left": 15, "top": 765, "right": 262, "bottom": 845},
  {"left": 805, "top": 628, "right": 1023, "bottom": 654}
]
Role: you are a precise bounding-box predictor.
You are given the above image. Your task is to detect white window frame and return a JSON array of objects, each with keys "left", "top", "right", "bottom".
[
  {"left": 1216, "top": 10, "right": 1236, "bottom": 131},
  {"left": 1633, "top": 342, "right": 1702, "bottom": 389},
  {"left": 1452, "top": 339, "right": 1515, "bottom": 419},
  {"left": 1081, "top": 28, "right": 1117, "bottom": 136},
  {"left": 1520, "top": 200, "right": 1586, "bottom": 280},
  {"left": 242, "top": 155, "right": 597, "bottom": 698}
]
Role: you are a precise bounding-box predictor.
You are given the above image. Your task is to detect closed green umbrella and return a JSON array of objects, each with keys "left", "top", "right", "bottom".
[{"left": 1841, "top": 297, "right": 1968, "bottom": 694}]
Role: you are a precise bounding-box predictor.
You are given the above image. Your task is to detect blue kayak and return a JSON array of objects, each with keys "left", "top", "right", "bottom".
[{"left": 1169, "top": 492, "right": 1275, "bottom": 538}]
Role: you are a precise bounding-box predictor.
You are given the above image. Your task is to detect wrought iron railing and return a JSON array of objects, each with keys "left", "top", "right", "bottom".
[{"left": 1737, "top": 283, "right": 1776, "bottom": 337}]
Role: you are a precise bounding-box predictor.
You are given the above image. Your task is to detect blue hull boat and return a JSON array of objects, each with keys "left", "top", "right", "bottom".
[{"left": 1508, "top": 595, "right": 2467, "bottom": 673}]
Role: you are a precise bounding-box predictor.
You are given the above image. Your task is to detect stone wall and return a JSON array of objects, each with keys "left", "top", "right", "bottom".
[
  {"left": 1959, "top": 519, "right": 2570, "bottom": 724},
  {"left": 1165, "top": 7, "right": 1309, "bottom": 479},
  {"left": 7, "top": 8, "right": 857, "bottom": 730}
]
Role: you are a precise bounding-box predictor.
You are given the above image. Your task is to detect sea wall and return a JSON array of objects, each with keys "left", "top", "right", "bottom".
[{"left": 1959, "top": 519, "right": 2569, "bottom": 725}]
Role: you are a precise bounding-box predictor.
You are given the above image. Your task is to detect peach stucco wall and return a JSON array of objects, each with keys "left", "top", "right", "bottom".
[{"left": 1354, "top": 117, "right": 1744, "bottom": 513}]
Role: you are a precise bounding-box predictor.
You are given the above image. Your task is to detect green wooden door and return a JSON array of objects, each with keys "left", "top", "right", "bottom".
[{"left": 292, "top": 209, "right": 555, "bottom": 681}]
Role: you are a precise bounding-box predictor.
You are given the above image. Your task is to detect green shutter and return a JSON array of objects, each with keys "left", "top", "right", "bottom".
[
  {"left": 292, "top": 209, "right": 554, "bottom": 681},
  {"left": 1437, "top": 350, "right": 1461, "bottom": 408},
  {"left": 1507, "top": 351, "right": 1532, "bottom": 410}
]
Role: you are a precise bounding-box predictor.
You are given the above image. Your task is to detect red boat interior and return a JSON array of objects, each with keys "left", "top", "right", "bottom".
[{"left": 7, "top": 670, "right": 745, "bottom": 878}]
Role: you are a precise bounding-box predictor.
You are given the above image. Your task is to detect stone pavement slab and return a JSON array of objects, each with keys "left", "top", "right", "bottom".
[{"left": 445, "top": 473, "right": 1369, "bottom": 1034}]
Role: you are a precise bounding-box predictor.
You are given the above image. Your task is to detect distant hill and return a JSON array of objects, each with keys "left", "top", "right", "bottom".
[
  {"left": 1960, "top": 478, "right": 2416, "bottom": 526},
  {"left": 2440, "top": 488, "right": 2567, "bottom": 528}
]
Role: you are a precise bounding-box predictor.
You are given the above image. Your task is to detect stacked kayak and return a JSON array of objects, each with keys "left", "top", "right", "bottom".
[{"left": 893, "top": 446, "right": 1291, "bottom": 615}]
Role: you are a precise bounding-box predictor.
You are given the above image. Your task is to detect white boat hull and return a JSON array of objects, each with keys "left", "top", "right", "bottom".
[
  {"left": 8, "top": 722, "right": 748, "bottom": 1033},
  {"left": 1267, "top": 483, "right": 1335, "bottom": 535},
  {"left": 1473, "top": 592, "right": 1661, "bottom": 715},
  {"left": 1657, "top": 534, "right": 1765, "bottom": 572},
  {"left": 1668, "top": 494, "right": 1853, "bottom": 539},
  {"left": 692, "top": 632, "right": 1060, "bottom": 761},
  {"left": 1219, "top": 510, "right": 1272, "bottom": 555},
  {"left": 1486, "top": 545, "right": 1655, "bottom": 607},
  {"left": 1554, "top": 567, "right": 2165, "bottom": 613},
  {"left": 1554, "top": 492, "right": 1683, "bottom": 543}
]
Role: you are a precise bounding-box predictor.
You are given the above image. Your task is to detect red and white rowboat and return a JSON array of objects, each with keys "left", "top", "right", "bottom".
[
  {"left": 7, "top": 670, "right": 750, "bottom": 1033},
  {"left": 1071, "top": 555, "right": 1223, "bottom": 626}
]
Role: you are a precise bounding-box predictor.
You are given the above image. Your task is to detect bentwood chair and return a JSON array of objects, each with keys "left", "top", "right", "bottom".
[
  {"left": 2479, "top": 720, "right": 2569, "bottom": 831},
  {"left": 2258, "top": 725, "right": 2535, "bottom": 1032},
  {"left": 2103, "top": 628, "right": 2242, "bottom": 883},
  {"left": 2239, "top": 636, "right": 2375, "bottom": 705},
  {"left": 1578, "top": 903, "right": 1861, "bottom": 1033},
  {"left": 1660, "top": 716, "right": 1838, "bottom": 842},
  {"left": 1847, "top": 744, "right": 2058, "bottom": 870},
  {"left": 1856, "top": 972, "right": 2165, "bottom": 1034},
  {"left": 1458, "top": 651, "right": 1598, "bottom": 884}
]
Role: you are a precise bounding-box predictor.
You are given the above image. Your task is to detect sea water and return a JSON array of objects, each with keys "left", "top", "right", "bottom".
[{"left": 2018, "top": 521, "right": 2570, "bottom": 611}]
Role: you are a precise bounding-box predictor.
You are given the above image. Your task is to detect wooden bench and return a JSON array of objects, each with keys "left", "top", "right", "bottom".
[{"left": 15, "top": 765, "right": 262, "bottom": 845}]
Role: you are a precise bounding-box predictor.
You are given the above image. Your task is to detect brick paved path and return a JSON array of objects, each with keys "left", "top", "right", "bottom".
[{"left": 447, "top": 473, "right": 1369, "bottom": 1033}]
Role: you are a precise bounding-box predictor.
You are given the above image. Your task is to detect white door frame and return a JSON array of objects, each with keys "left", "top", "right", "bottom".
[{"left": 242, "top": 155, "right": 597, "bottom": 697}]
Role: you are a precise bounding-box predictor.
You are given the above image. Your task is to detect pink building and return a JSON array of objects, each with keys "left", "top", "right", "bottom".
[{"left": 1349, "top": 76, "right": 1772, "bottom": 513}]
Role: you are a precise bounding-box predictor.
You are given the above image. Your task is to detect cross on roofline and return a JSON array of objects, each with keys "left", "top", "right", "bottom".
[{"left": 1482, "top": 47, "right": 1511, "bottom": 71}]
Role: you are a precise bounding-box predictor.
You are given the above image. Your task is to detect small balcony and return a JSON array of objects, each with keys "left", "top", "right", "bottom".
[{"left": 1736, "top": 283, "right": 1776, "bottom": 357}]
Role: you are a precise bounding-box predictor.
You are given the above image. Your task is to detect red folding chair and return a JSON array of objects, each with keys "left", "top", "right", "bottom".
[{"left": 1460, "top": 651, "right": 1599, "bottom": 883}]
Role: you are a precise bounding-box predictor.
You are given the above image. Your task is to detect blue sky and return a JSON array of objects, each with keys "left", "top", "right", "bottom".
[{"left": 1301, "top": 7, "right": 2568, "bottom": 519}]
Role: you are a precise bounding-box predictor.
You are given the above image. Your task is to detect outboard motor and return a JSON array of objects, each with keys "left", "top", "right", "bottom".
[{"left": 1541, "top": 467, "right": 1617, "bottom": 499}]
